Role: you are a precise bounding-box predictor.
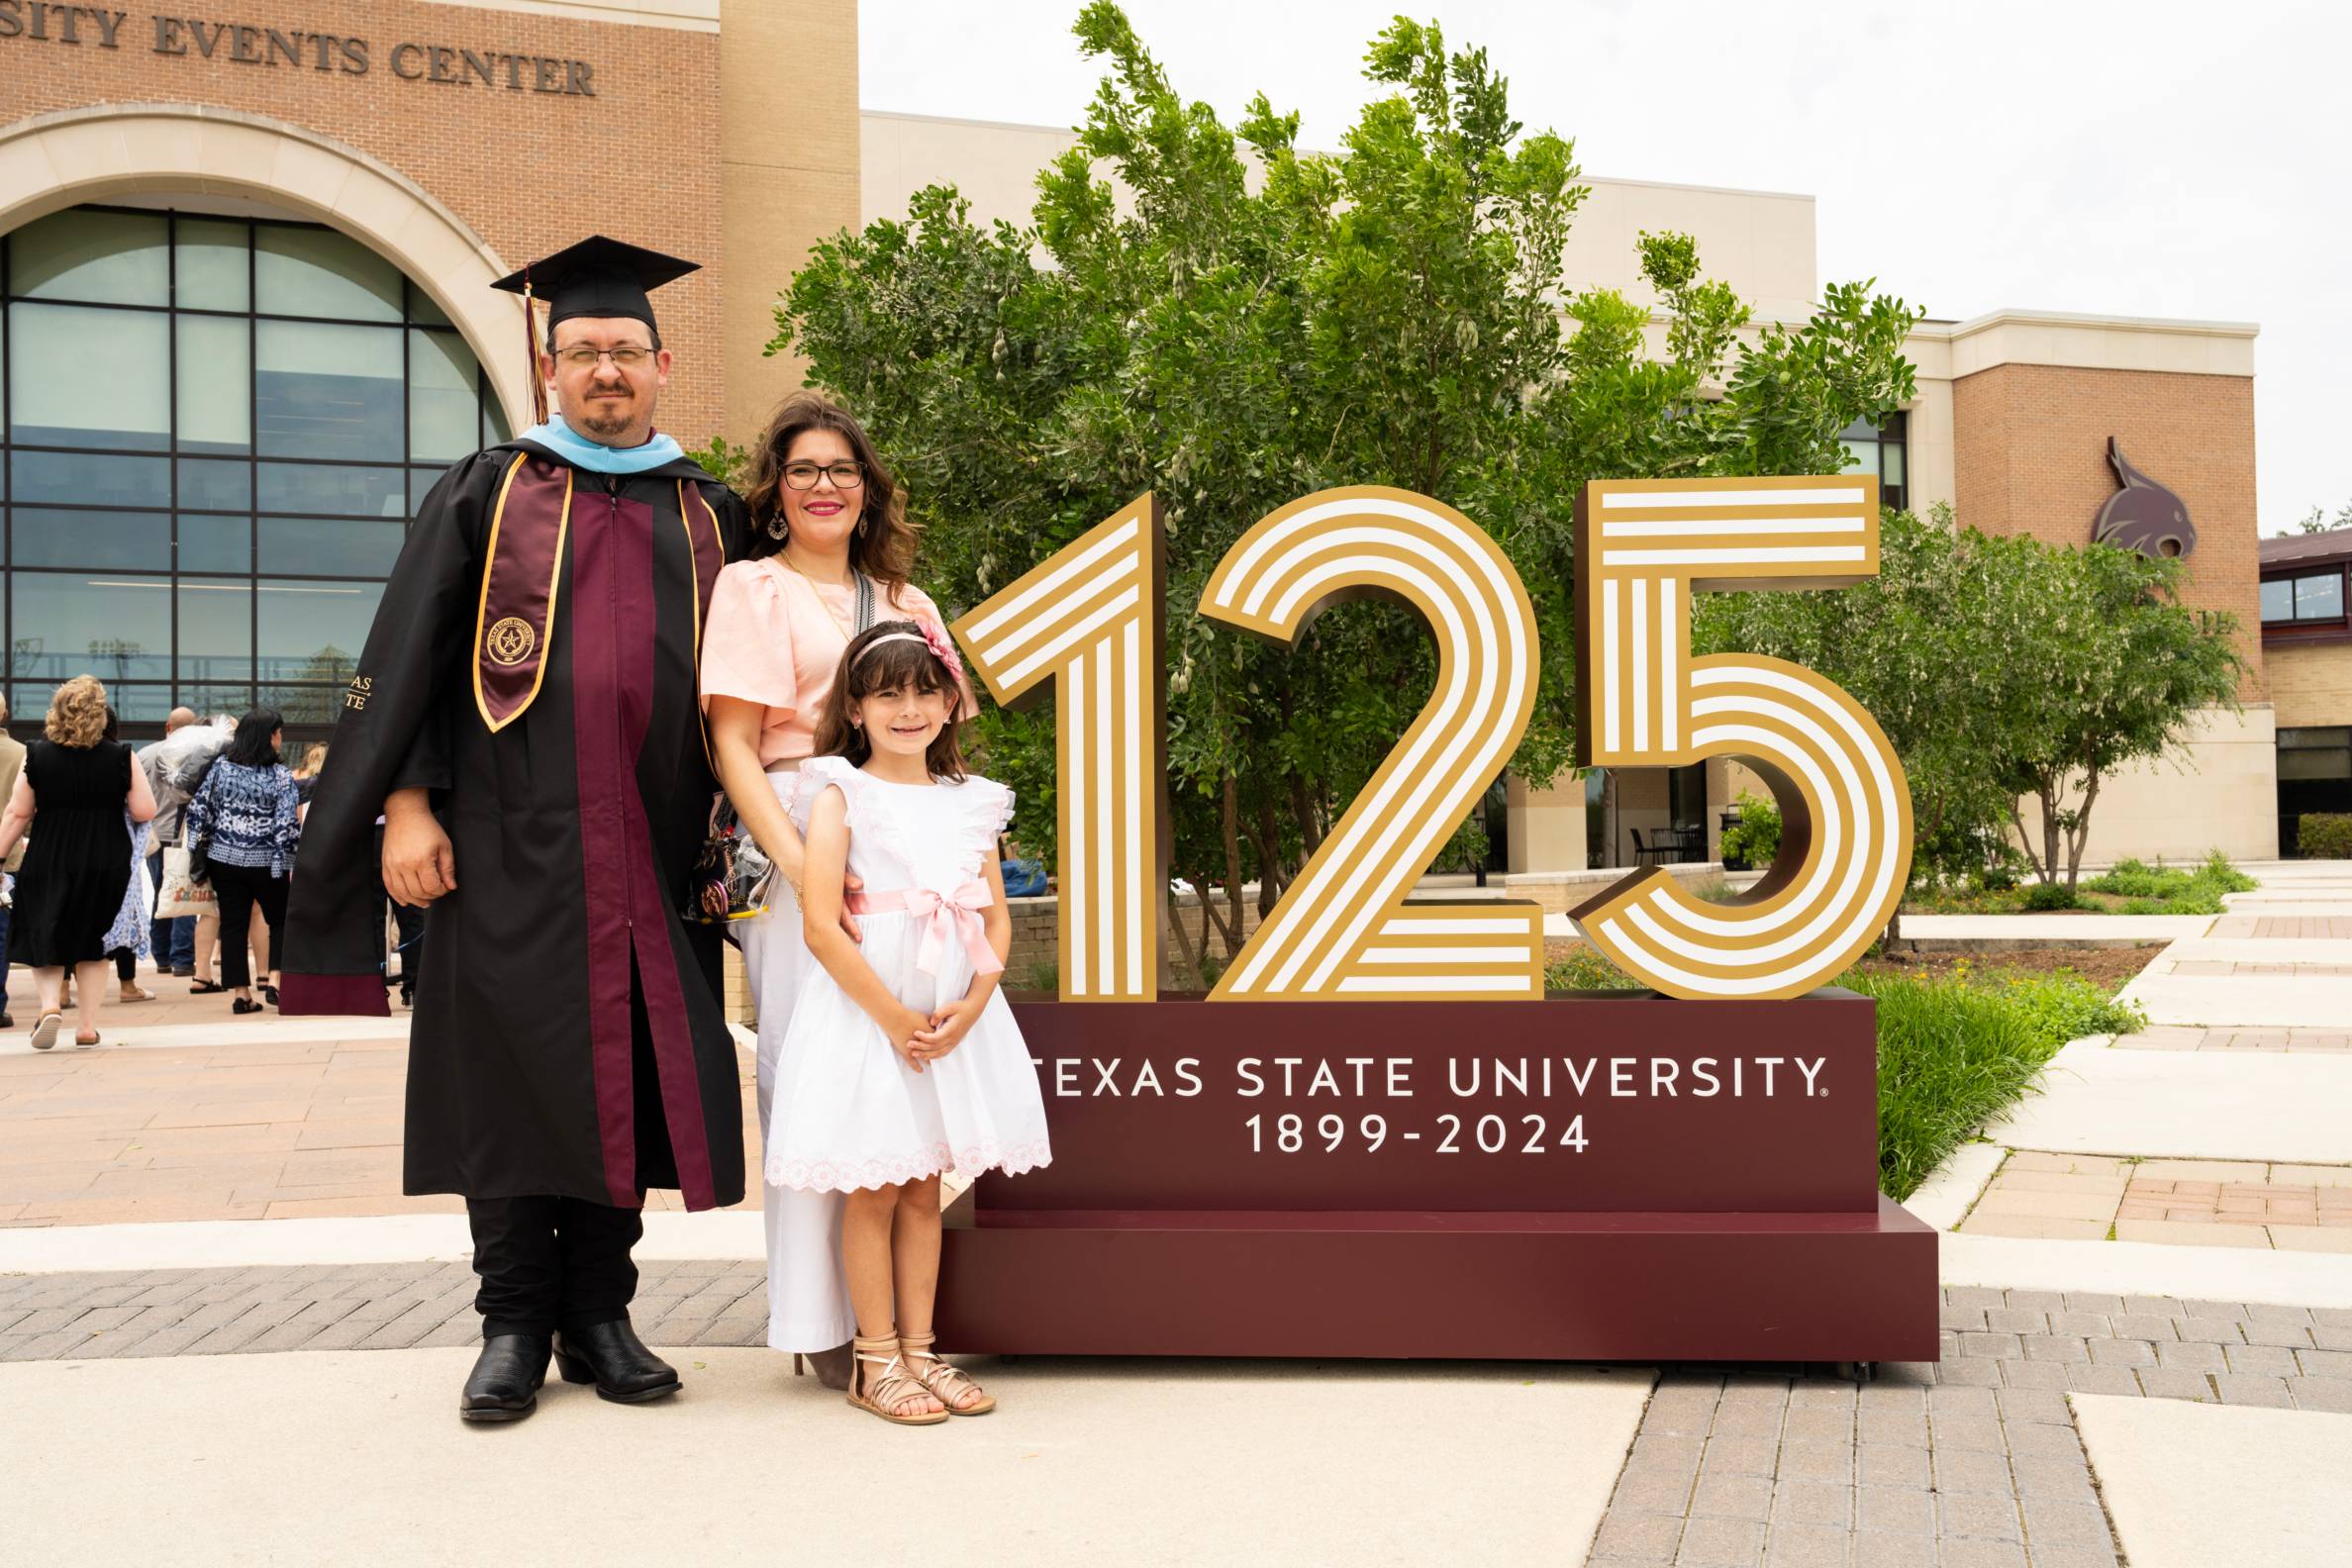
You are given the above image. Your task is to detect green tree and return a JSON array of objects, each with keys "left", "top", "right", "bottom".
[
  {"left": 777, "top": 6, "right": 1918, "bottom": 972},
  {"left": 1985, "top": 540, "right": 2246, "bottom": 890}
]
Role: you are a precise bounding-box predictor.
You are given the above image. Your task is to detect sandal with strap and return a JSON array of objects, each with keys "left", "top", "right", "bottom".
[
  {"left": 846, "top": 1332, "right": 947, "bottom": 1426},
  {"left": 900, "top": 1330, "right": 996, "bottom": 1416}
]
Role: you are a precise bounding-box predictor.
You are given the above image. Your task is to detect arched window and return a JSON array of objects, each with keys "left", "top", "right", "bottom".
[{"left": 2, "top": 204, "right": 509, "bottom": 734}]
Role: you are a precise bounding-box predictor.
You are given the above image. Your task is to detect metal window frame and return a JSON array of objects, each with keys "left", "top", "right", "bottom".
[{"left": 3, "top": 201, "right": 490, "bottom": 735}]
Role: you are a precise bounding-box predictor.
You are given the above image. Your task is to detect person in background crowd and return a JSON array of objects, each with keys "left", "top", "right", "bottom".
[
  {"left": 0, "top": 694, "right": 25, "bottom": 1029},
  {"left": 292, "top": 743, "right": 329, "bottom": 813},
  {"left": 0, "top": 676, "right": 157, "bottom": 1050},
  {"left": 138, "top": 706, "right": 210, "bottom": 980},
  {"left": 178, "top": 713, "right": 237, "bottom": 993},
  {"left": 99, "top": 709, "right": 155, "bottom": 1004},
  {"left": 185, "top": 709, "right": 300, "bottom": 1016}
]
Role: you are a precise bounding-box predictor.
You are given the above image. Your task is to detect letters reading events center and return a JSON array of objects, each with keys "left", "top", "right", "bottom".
[{"left": 3, "top": 0, "right": 2344, "bottom": 888}]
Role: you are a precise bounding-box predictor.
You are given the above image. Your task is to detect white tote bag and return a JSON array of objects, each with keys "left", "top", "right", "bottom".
[{"left": 155, "top": 845, "right": 216, "bottom": 919}]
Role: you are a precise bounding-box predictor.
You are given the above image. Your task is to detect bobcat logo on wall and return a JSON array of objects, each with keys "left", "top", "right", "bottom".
[{"left": 2094, "top": 438, "right": 2196, "bottom": 558}]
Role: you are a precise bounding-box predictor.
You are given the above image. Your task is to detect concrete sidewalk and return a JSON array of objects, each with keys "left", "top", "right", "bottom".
[{"left": 0, "top": 1345, "right": 1651, "bottom": 1567}]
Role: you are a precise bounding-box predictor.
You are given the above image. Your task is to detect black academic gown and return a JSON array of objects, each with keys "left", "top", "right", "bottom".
[{"left": 282, "top": 438, "right": 752, "bottom": 1212}]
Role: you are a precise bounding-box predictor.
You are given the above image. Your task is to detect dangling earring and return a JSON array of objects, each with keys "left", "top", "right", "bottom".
[{"left": 767, "top": 515, "right": 788, "bottom": 541}]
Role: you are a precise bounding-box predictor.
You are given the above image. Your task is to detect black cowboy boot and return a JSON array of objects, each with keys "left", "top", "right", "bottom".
[
  {"left": 459, "top": 1332, "right": 551, "bottom": 1423},
  {"left": 552, "top": 1319, "right": 681, "bottom": 1404}
]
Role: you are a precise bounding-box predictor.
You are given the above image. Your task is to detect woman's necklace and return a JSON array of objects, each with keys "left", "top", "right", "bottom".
[{"left": 778, "top": 552, "right": 876, "bottom": 639}]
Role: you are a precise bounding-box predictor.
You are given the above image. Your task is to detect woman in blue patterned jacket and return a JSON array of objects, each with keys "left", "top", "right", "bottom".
[{"left": 185, "top": 709, "right": 301, "bottom": 1015}]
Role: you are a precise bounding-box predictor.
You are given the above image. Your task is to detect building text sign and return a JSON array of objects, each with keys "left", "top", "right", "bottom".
[{"left": 0, "top": 4, "right": 600, "bottom": 95}]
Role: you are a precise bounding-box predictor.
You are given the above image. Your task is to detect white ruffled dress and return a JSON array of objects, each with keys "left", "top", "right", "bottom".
[{"left": 764, "top": 756, "right": 1052, "bottom": 1193}]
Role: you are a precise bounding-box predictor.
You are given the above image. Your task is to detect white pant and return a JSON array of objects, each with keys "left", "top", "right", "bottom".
[{"left": 741, "top": 777, "right": 856, "bottom": 1353}]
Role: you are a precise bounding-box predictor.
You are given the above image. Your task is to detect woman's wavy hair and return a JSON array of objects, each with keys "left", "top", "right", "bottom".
[
  {"left": 740, "top": 392, "right": 918, "bottom": 595},
  {"left": 44, "top": 675, "right": 108, "bottom": 747},
  {"left": 812, "top": 621, "right": 967, "bottom": 782}
]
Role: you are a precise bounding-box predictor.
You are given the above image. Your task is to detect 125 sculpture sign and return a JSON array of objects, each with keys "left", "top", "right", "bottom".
[
  {"left": 936, "top": 476, "right": 1935, "bottom": 1366},
  {"left": 949, "top": 476, "right": 1913, "bottom": 1002}
]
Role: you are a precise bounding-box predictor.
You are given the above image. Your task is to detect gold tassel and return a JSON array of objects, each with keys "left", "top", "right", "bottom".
[{"left": 522, "top": 274, "right": 548, "bottom": 428}]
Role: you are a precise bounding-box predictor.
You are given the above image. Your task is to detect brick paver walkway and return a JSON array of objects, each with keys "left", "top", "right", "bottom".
[
  {"left": 0, "top": 974, "right": 764, "bottom": 1225},
  {"left": 2205, "top": 915, "right": 2352, "bottom": 939},
  {"left": 1956, "top": 1152, "right": 2352, "bottom": 1251},
  {"left": 1586, "top": 1291, "right": 2352, "bottom": 1568}
]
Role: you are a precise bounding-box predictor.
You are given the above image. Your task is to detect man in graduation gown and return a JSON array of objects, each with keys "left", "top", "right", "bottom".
[{"left": 282, "top": 237, "right": 751, "bottom": 1423}]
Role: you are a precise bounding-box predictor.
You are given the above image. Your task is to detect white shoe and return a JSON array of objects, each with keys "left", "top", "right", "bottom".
[{"left": 30, "top": 1013, "right": 61, "bottom": 1051}]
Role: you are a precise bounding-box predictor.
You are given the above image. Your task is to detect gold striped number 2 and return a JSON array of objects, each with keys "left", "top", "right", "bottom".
[
  {"left": 1199, "top": 488, "right": 1545, "bottom": 1000},
  {"left": 952, "top": 486, "right": 1546, "bottom": 1003},
  {"left": 1573, "top": 476, "right": 1914, "bottom": 999}
]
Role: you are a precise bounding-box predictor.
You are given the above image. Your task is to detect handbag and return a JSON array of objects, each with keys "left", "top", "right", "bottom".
[
  {"left": 157, "top": 845, "right": 215, "bottom": 917},
  {"left": 683, "top": 568, "right": 877, "bottom": 927},
  {"left": 682, "top": 795, "right": 778, "bottom": 927}
]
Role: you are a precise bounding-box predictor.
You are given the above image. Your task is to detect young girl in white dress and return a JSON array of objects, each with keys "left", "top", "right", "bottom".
[{"left": 769, "top": 618, "right": 1051, "bottom": 1425}]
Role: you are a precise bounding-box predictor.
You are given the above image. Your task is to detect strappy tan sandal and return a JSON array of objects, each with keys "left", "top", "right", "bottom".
[
  {"left": 846, "top": 1332, "right": 946, "bottom": 1426},
  {"left": 900, "top": 1330, "right": 996, "bottom": 1416}
]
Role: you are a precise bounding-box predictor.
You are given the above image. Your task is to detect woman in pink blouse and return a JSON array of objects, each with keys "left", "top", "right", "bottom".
[{"left": 702, "top": 392, "right": 969, "bottom": 1390}]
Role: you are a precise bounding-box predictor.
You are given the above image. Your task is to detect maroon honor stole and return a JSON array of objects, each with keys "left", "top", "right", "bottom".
[{"left": 473, "top": 452, "right": 573, "bottom": 732}]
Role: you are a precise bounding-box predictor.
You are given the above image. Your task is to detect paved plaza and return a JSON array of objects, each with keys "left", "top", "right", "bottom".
[{"left": 3, "top": 864, "right": 2350, "bottom": 1564}]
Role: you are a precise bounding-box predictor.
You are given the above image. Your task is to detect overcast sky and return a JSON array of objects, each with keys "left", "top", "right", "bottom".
[{"left": 862, "top": 0, "right": 2336, "bottom": 536}]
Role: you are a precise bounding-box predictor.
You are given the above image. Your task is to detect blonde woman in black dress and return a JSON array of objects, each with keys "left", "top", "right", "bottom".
[{"left": 0, "top": 676, "right": 158, "bottom": 1049}]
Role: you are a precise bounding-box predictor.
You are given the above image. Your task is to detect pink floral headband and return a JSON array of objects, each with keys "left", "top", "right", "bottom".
[{"left": 852, "top": 620, "right": 965, "bottom": 682}]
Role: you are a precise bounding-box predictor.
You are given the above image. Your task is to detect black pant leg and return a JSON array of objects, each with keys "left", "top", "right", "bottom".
[
  {"left": 553, "top": 1199, "right": 644, "bottom": 1331},
  {"left": 113, "top": 947, "right": 135, "bottom": 982},
  {"left": 467, "top": 1196, "right": 564, "bottom": 1339},
  {"left": 253, "top": 871, "right": 289, "bottom": 975},
  {"left": 392, "top": 901, "right": 426, "bottom": 995},
  {"left": 210, "top": 865, "right": 259, "bottom": 989}
]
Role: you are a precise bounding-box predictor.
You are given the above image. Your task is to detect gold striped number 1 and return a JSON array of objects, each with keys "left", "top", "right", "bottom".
[
  {"left": 1574, "top": 476, "right": 1914, "bottom": 999},
  {"left": 952, "top": 497, "right": 1166, "bottom": 1000}
]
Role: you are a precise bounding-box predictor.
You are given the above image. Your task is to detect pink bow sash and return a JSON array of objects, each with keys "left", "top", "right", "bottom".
[{"left": 844, "top": 881, "right": 1004, "bottom": 977}]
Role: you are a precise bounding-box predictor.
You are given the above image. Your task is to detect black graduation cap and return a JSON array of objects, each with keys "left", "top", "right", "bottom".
[
  {"left": 491, "top": 234, "right": 699, "bottom": 334},
  {"left": 491, "top": 236, "right": 698, "bottom": 426}
]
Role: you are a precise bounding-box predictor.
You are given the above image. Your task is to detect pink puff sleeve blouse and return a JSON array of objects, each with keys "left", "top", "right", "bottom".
[{"left": 699, "top": 558, "right": 973, "bottom": 768}]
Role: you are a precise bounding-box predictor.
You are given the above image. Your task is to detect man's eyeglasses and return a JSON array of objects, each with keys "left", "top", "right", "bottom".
[
  {"left": 783, "top": 461, "right": 865, "bottom": 490},
  {"left": 553, "top": 345, "right": 654, "bottom": 370}
]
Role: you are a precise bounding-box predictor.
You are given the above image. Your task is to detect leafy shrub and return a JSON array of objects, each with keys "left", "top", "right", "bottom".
[
  {"left": 1544, "top": 947, "right": 1644, "bottom": 991},
  {"left": 2198, "top": 848, "right": 2260, "bottom": 893},
  {"left": 1852, "top": 969, "right": 2141, "bottom": 1200},
  {"left": 2078, "top": 851, "right": 2256, "bottom": 914},
  {"left": 1717, "top": 791, "right": 1781, "bottom": 871},
  {"left": 2021, "top": 881, "right": 2079, "bottom": 912},
  {"left": 2298, "top": 814, "right": 2352, "bottom": 858}
]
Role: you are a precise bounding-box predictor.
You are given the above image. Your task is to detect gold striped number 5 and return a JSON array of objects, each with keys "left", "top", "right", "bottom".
[
  {"left": 1573, "top": 476, "right": 1914, "bottom": 1000},
  {"left": 952, "top": 486, "right": 1547, "bottom": 1002}
]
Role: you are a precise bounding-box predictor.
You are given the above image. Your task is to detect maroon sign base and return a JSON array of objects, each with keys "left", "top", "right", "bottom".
[{"left": 936, "top": 991, "right": 1938, "bottom": 1362}]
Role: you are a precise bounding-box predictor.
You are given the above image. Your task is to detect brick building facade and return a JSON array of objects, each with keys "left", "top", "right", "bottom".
[{"left": 0, "top": 8, "right": 2287, "bottom": 868}]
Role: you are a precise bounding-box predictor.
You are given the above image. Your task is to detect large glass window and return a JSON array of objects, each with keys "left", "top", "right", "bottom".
[
  {"left": 2279, "top": 727, "right": 2352, "bottom": 857},
  {"left": 1, "top": 204, "right": 509, "bottom": 731},
  {"left": 1838, "top": 411, "right": 1909, "bottom": 514},
  {"left": 2262, "top": 569, "right": 2348, "bottom": 626}
]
